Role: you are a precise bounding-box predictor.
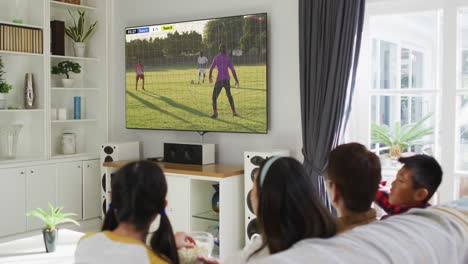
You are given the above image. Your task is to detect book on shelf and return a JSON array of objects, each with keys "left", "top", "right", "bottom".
[{"left": 0, "top": 24, "right": 43, "bottom": 54}]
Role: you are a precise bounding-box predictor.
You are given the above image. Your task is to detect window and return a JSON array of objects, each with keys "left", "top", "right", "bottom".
[{"left": 364, "top": 12, "right": 439, "bottom": 158}]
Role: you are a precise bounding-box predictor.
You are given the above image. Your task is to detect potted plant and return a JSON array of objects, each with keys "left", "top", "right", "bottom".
[
  {"left": 371, "top": 113, "right": 434, "bottom": 160},
  {"left": 51, "top": 61, "right": 81, "bottom": 88},
  {"left": 0, "top": 56, "right": 13, "bottom": 109},
  {"left": 26, "top": 203, "right": 79, "bottom": 253},
  {"left": 65, "top": 10, "right": 97, "bottom": 57}
]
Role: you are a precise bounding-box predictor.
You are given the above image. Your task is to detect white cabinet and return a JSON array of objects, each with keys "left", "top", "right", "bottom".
[
  {"left": 83, "top": 159, "right": 100, "bottom": 220},
  {"left": 165, "top": 175, "right": 190, "bottom": 232},
  {"left": 57, "top": 161, "right": 83, "bottom": 221},
  {"left": 26, "top": 164, "right": 57, "bottom": 231},
  {"left": 0, "top": 168, "right": 26, "bottom": 237}
]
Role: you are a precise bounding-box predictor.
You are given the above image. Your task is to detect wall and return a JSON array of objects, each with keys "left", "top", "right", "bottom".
[{"left": 110, "top": 0, "right": 302, "bottom": 164}]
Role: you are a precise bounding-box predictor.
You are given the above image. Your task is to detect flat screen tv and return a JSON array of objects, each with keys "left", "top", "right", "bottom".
[{"left": 125, "top": 13, "right": 268, "bottom": 133}]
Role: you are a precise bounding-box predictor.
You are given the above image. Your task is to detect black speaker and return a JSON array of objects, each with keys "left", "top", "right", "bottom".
[
  {"left": 163, "top": 143, "right": 215, "bottom": 165},
  {"left": 50, "top": 20, "right": 65, "bottom": 55}
]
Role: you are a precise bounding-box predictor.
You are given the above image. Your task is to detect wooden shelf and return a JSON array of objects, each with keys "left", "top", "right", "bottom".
[
  {"left": 0, "top": 20, "right": 43, "bottom": 30},
  {"left": 51, "top": 119, "right": 97, "bottom": 124},
  {"left": 0, "top": 50, "right": 43, "bottom": 57},
  {"left": 50, "top": 1, "right": 96, "bottom": 11},
  {"left": 51, "top": 55, "right": 99, "bottom": 62},
  {"left": 104, "top": 161, "right": 244, "bottom": 178}
]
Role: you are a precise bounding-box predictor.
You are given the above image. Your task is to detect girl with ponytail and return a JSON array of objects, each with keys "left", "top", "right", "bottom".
[{"left": 75, "top": 161, "right": 194, "bottom": 264}]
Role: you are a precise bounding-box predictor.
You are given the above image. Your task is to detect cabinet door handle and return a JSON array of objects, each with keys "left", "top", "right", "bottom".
[
  {"left": 87, "top": 164, "right": 90, "bottom": 168},
  {"left": 20, "top": 171, "right": 24, "bottom": 175},
  {"left": 30, "top": 170, "right": 34, "bottom": 174},
  {"left": 78, "top": 165, "right": 81, "bottom": 168}
]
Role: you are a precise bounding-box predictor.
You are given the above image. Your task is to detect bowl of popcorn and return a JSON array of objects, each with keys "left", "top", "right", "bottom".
[{"left": 178, "top": 231, "right": 214, "bottom": 264}]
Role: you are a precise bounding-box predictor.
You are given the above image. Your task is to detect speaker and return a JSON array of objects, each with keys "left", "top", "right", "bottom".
[
  {"left": 164, "top": 143, "right": 215, "bottom": 165},
  {"left": 50, "top": 20, "right": 65, "bottom": 55},
  {"left": 100, "top": 142, "right": 140, "bottom": 218},
  {"left": 244, "top": 150, "right": 289, "bottom": 244}
]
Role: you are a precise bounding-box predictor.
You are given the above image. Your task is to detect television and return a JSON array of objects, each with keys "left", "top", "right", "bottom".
[{"left": 125, "top": 13, "right": 268, "bottom": 133}]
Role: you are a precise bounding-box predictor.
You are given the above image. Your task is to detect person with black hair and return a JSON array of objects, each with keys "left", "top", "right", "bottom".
[
  {"left": 75, "top": 161, "right": 195, "bottom": 264},
  {"left": 198, "top": 157, "right": 337, "bottom": 263},
  {"left": 326, "top": 143, "right": 382, "bottom": 232},
  {"left": 209, "top": 43, "right": 239, "bottom": 119},
  {"left": 375, "top": 154, "right": 443, "bottom": 219}
]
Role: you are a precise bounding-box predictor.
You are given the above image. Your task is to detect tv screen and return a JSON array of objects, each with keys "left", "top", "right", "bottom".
[{"left": 125, "top": 13, "right": 267, "bottom": 133}]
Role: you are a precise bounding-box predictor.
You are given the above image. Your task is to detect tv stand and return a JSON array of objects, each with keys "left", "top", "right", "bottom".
[{"left": 103, "top": 161, "right": 244, "bottom": 258}]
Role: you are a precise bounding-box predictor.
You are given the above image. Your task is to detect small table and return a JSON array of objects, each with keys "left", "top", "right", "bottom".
[{"left": 0, "top": 229, "right": 83, "bottom": 264}]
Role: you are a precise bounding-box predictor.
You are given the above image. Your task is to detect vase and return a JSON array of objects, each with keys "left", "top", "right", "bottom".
[
  {"left": 43, "top": 229, "right": 58, "bottom": 253},
  {"left": 0, "top": 93, "right": 5, "bottom": 109},
  {"left": 73, "top": 42, "right": 85, "bottom": 57},
  {"left": 0, "top": 124, "right": 23, "bottom": 159},
  {"left": 61, "top": 133, "right": 76, "bottom": 154},
  {"left": 24, "top": 73, "right": 35, "bottom": 109},
  {"left": 62, "top": 79, "right": 74, "bottom": 88},
  {"left": 211, "top": 184, "right": 219, "bottom": 214}
]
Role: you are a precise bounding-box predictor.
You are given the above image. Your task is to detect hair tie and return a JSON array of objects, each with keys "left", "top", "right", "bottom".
[
  {"left": 259, "top": 156, "right": 281, "bottom": 187},
  {"left": 160, "top": 208, "right": 166, "bottom": 216}
]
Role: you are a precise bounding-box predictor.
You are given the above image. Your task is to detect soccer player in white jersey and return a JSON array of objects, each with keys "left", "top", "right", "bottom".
[{"left": 197, "top": 51, "right": 208, "bottom": 84}]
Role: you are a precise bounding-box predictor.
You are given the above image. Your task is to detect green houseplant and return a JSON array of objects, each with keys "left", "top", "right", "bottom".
[
  {"left": 51, "top": 61, "right": 81, "bottom": 88},
  {"left": 65, "top": 9, "right": 98, "bottom": 57},
  {"left": 371, "top": 113, "right": 434, "bottom": 159},
  {"left": 27, "top": 203, "right": 79, "bottom": 253},
  {"left": 0, "top": 56, "right": 13, "bottom": 109}
]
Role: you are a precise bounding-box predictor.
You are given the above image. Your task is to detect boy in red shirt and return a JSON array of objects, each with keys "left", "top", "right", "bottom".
[{"left": 375, "top": 155, "right": 443, "bottom": 219}]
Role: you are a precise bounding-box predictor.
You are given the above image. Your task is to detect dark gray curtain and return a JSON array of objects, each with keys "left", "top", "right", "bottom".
[{"left": 299, "top": 0, "right": 365, "bottom": 211}]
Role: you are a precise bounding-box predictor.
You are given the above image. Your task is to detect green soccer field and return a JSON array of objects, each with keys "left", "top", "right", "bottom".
[{"left": 125, "top": 64, "right": 267, "bottom": 133}]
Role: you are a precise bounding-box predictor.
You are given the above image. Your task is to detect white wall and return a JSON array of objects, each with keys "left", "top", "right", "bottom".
[{"left": 109, "top": 0, "right": 302, "bottom": 164}]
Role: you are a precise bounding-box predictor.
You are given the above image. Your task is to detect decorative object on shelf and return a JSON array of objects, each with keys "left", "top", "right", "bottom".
[
  {"left": 61, "top": 132, "right": 77, "bottom": 154},
  {"left": 51, "top": 61, "right": 81, "bottom": 88},
  {"left": 24, "top": 73, "right": 35, "bottom": 109},
  {"left": 65, "top": 10, "right": 97, "bottom": 57},
  {"left": 0, "top": 124, "right": 22, "bottom": 159},
  {"left": 371, "top": 113, "right": 434, "bottom": 159},
  {"left": 74, "top": 96, "right": 81, "bottom": 119},
  {"left": 26, "top": 203, "right": 79, "bottom": 253},
  {"left": 0, "top": 24, "right": 43, "bottom": 54},
  {"left": 12, "top": 0, "right": 27, "bottom": 24},
  {"left": 58, "top": 108, "right": 67, "bottom": 120},
  {"left": 64, "top": 0, "right": 81, "bottom": 4},
  {"left": 211, "top": 184, "right": 220, "bottom": 214},
  {"left": 51, "top": 108, "right": 57, "bottom": 120},
  {"left": 51, "top": 20, "right": 65, "bottom": 56},
  {"left": 0, "top": 56, "right": 13, "bottom": 110}
]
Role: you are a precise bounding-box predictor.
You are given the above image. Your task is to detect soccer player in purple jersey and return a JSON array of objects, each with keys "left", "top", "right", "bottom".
[{"left": 209, "top": 44, "right": 239, "bottom": 119}]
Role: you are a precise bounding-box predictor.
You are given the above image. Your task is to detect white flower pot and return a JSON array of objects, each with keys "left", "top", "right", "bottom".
[
  {"left": 0, "top": 93, "right": 6, "bottom": 109},
  {"left": 73, "top": 42, "right": 86, "bottom": 57},
  {"left": 62, "top": 79, "right": 74, "bottom": 88}
]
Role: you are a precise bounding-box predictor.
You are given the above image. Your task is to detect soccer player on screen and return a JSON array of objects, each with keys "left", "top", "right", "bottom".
[
  {"left": 209, "top": 44, "right": 239, "bottom": 119},
  {"left": 135, "top": 60, "right": 145, "bottom": 91},
  {"left": 197, "top": 51, "right": 208, "bottom": 84}
]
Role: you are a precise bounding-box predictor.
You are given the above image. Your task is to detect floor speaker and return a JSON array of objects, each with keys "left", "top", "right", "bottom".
[{"left": 244, "top": 150, "right": 289, "bottom": 244}]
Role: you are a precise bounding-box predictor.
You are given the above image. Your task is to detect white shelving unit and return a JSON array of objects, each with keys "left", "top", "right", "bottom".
[{"left": 0, "top": 0, "right": 108, "bottom": 237}]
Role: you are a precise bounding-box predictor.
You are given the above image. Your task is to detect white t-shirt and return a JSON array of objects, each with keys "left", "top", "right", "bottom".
[
  {"left": 75, "top": 231, "right": 168, "bottom": 264},
  {"left": 198, "top": 56, "right": 208, "bottom": 68}
]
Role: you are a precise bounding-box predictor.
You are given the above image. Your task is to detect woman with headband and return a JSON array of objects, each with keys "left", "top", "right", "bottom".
[
  {"left": 199, "top": 156, "right": 337, "bottom": 263},
  {"left": 75, "top": 161, "right": 195, "bottom": 264}
]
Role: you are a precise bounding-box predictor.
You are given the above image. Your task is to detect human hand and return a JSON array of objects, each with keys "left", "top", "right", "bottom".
[
  {"left": 175, "top": 232, "right": 196, "bottom": 249},
  {"left": 197, "top": 255, "right": 220, "bottom": 264},
  {"left": 235, "top": 81, "right": 239, "bottom": 88},
  {"left": 209, "top": 77, "right": 213, "bottom": 83}
]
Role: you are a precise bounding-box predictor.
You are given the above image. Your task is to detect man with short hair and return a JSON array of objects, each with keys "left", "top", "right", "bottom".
[{"left": 326, "top": 143, "right": 382, "bottom": 232}]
